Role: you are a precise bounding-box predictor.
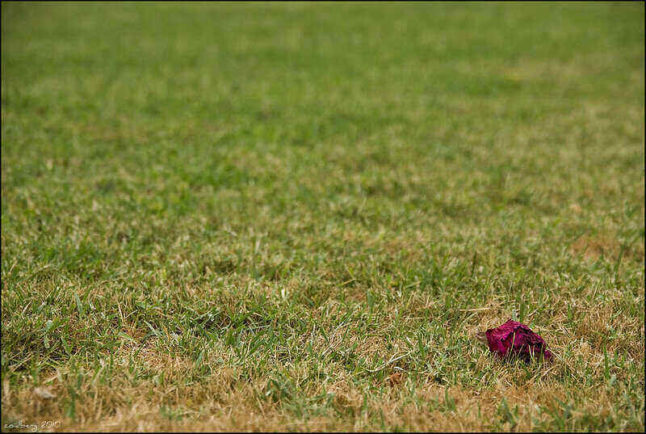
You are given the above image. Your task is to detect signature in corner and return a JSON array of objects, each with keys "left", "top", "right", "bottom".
[{"left": 4, "top": 420, "right": 61, "bottom": 432}]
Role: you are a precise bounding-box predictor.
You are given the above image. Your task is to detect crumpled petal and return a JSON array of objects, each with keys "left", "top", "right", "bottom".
[{"left": 485, "top": 320, "right": 552, "bottom": 362}]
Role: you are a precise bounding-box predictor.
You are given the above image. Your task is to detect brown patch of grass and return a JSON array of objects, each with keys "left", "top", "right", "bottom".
[
  {"left": 570, "top": 234, "right": 620, "bottom": 261},
  {"left": 2, "top": 360, "right": 643, "bottom": 432},
  {"left": 569, "top": 233, "right": 644, "bottom": 264}
]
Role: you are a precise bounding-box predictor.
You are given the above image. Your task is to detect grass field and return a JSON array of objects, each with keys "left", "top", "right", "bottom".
[{"left": 1, "top": 2, "right": 644, "bottom": 432}]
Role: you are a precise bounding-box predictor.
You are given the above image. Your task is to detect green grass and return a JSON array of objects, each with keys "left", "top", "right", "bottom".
[{"left": 1, "top": 2, "right": 644, "bottom": 431}]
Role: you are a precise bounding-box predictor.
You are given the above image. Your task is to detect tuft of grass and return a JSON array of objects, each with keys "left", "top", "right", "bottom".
[{"left": 2, "top": 2, "right": 644, "bottom": 431}]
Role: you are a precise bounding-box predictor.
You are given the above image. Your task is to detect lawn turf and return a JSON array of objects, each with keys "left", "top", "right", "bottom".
[{"left": 1, "top": 2, "right": 644, "bottom": 431}]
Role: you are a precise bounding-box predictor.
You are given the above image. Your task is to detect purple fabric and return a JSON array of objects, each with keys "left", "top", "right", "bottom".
[{"left": 485, "top": 320, "right": 553, "bottom": 362}]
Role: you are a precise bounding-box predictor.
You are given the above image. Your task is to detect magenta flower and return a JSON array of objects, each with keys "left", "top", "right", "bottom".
[{"left": 485, "top": 320, "right": 553, "bottom": 362}]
